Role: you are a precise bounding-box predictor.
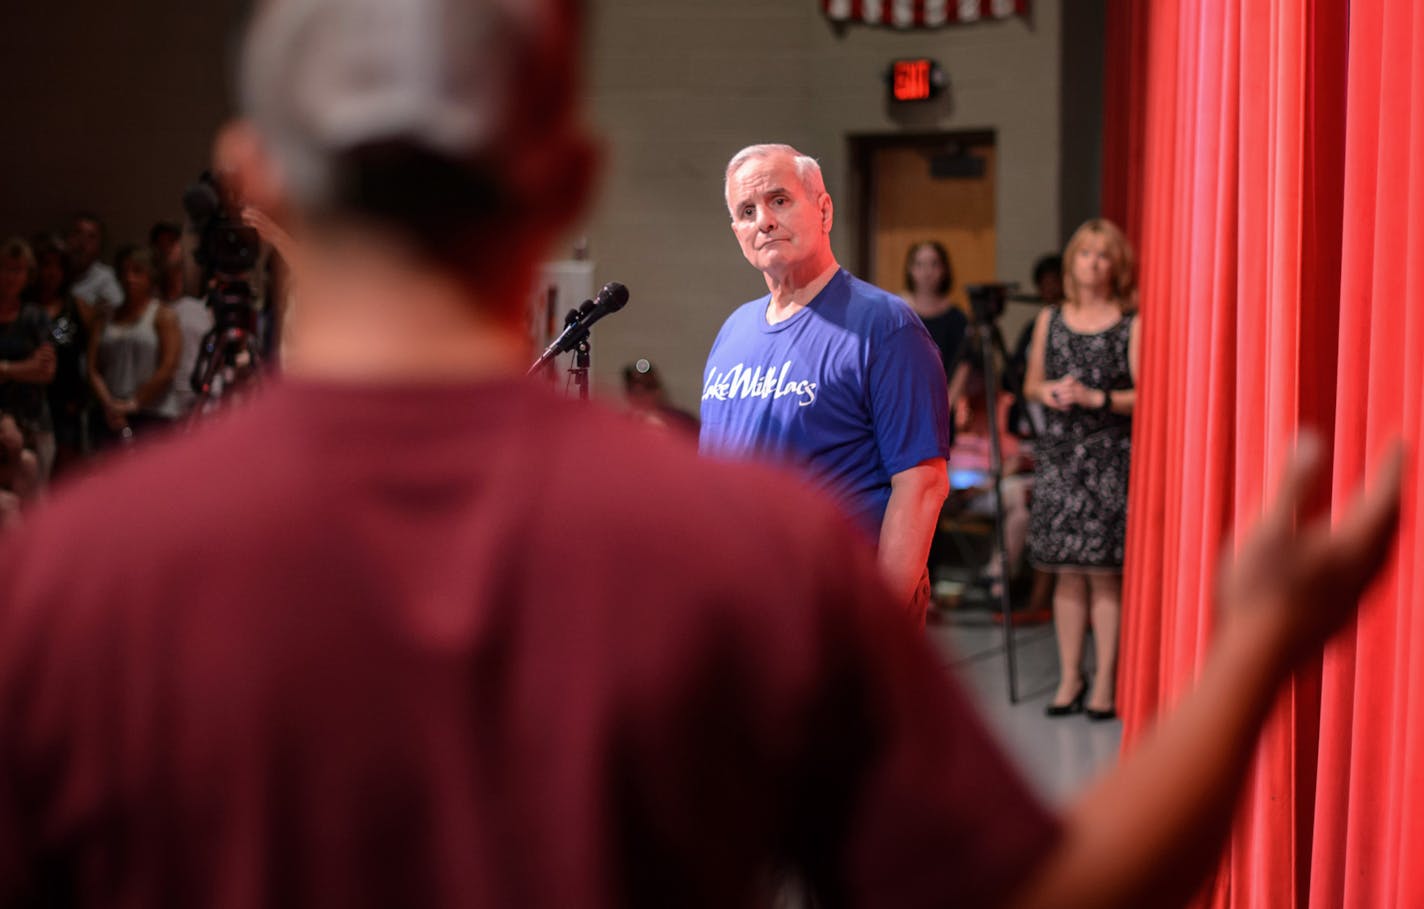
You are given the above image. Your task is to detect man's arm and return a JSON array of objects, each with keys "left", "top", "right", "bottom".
[
  {"left": 877, "top": 457, "right": 948, "bottom": 610},
  {"left": 1007, "top": 436, "right": 1404, "bottom": 909},
  {"left": 945, "top": 360, "right": 970, "bottom": 420}
]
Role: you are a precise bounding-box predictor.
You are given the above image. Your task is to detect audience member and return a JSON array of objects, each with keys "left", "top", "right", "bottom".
[
  {"left": 622, "top": 358, "right": 698, "bottom": 435},
  {"left": 1023, "top": 219, "right": 1139, "bottom": 720},
  {"left": 901, "top": 239, "right": 969, "bottom": 423},
  {"left": 702, "top": 144, "right": 951, "bottom": 619},
  {"left": 948, "top": 359, "right": 1033, "bottom": 596},
  {"left": 1008, "top": 253, "right": 1065, "bottom": 613},
  {"left": 152, "top": 221, "right": 215, "bottom": 417},
  {"left": 66, "top": 212, "right": 122, "bottom": 312},
  {"left": 1009, "top": 253, "right": 1064, "bottom": 433},
  {"left": 0, "top": 3, "right": 1409, "bottom": 909},
  {"left": 0, "top": 238, "right": 56, "bottom": 481},
  {"left": 1033, "top": 253, "right": 1064, "bottom": 304},
  {"left": 149, "top": 220, "right": 186, "bottom": 303},
  {"left": 87, "top": 245, "right": 181, "bottom": 444},
  {"left": 0, "top": 411, "right": 38, "bottom": 526},
  {"left": 30, "top": 236, "right": 92, "bottom": 474}
]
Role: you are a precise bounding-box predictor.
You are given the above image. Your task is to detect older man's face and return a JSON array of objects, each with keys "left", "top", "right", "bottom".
[{"left": 726, "top": 154, "right": 831, "bottom": 278}]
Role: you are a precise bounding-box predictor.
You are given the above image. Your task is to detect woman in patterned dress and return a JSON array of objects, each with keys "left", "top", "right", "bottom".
[{"left": 1023, "top": 219, "right": 1140, "bottom": 720}]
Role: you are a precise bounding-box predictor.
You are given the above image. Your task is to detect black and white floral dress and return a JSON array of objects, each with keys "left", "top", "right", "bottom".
[{"left": 1028, "top": 307, "right": 1135, "bottom": 571}]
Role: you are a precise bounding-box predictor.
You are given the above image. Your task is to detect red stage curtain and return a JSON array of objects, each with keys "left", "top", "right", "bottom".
[
  {"left": 1099, "top": 0, "right": 1151, "bottom": 245},
  {"left": 1106, "top": 0, "right": 1422, "bottom": 905},
  {"left": 1309, "top": 2, "right": 1424, "bottom": 905}
]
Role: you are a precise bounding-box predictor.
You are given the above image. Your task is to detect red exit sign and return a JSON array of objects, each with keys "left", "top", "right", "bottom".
[{"left": 891, "top": 58, "right": 945, "bottom": 102}]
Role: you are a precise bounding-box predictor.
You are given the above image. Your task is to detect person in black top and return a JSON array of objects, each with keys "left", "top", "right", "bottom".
[
  {"left": 30, "top": 236, "right": 92, "bottom": 475},
  {"left": 0, "top": 238, "right": 56, "bottom": 481},
  {"left": 901, "top": 240, "right": 968, "bottom": 428}
]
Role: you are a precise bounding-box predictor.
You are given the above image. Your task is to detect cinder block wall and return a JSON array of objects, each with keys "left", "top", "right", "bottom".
[
  {"left": 0, "top": 0, "right": 249, "bottom": 250},
  {"left": 583, "top": 1, "right": 1066, "bottom": 411}
]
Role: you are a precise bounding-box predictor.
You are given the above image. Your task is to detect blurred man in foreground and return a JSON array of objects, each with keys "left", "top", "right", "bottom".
[{"left": 0, "top": 1, "right": 1405, "bottom": 907}]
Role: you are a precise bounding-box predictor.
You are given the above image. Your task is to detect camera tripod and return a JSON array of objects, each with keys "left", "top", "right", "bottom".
[
  {"left": 958, "top": 284, "right": 1042, "bottom": 703},
  {"left": 187, "top": 283, "right": 265, "bottom": 421}
]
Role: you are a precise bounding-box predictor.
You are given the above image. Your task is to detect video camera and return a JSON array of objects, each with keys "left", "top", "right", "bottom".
[
  {"left": 180, "top": 171, "right": 266, "bottom": 401},
  {"left": 182, "top": 171, "right": 261, "bottom": 281},
  {"left": 965, "top": 282, "right": 1015, "bottom": 324}
]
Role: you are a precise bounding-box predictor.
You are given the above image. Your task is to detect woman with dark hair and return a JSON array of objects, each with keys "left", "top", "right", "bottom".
[
  {"left": 87, "top": 245, "right": 181, "bottom": 445},
  {"left": 32, "top": 236, "right": 93, "bottom": 472},
  {"left": 1024, "top": 218, "right": 1140, "bottom": 721},
  {"left": 901, "top": 240, "right": 968, "bottom": 412}
]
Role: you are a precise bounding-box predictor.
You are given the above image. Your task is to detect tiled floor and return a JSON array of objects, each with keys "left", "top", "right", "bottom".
[{"left": 927, "top": 609, "right": 1123, "bottom": 806}]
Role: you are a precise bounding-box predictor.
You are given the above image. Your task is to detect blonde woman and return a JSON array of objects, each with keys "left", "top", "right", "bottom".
[{"left": 1023, "top": 218, "right": 1140, "bottom": 720}]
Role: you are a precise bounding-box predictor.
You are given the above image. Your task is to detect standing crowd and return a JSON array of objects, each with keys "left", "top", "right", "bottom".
[
  {"left": 0, "top": 212, "right": 290, "bottom": 524},
  {"left": 0, "top": 217, "right": 203, "bottom": 494}
]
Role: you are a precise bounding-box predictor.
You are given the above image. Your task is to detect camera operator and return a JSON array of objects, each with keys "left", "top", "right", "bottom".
[{"left": 179, "top": 172, "right": 274, "bottom": 410}]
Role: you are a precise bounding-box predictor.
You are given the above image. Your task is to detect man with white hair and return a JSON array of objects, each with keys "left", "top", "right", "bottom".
[{"left": 702, "top": 144, "right": 952, "bottom": 620}]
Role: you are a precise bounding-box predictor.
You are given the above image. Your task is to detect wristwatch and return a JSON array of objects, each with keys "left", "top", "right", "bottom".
[{"left": 1099, "top": 389, "right": 1114, "bottom": 412}]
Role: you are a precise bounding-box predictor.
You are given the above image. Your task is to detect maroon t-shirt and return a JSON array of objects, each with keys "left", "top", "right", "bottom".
[{"left": 0, "top": 378, "right": 1058, "bottom": 907}]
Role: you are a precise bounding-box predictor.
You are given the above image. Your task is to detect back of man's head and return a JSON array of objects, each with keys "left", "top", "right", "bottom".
[{"left": 235, "top": 0, "right": 595, "bottom": 302}]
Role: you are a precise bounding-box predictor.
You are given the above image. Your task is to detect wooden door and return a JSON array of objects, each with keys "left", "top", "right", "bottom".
[{"left": 860, "top": 136, "right": 997, "bottom": 315}]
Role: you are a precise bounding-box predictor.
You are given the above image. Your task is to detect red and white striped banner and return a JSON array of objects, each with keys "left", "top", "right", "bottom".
[{"left": 821, "top": 0, "right": 1028, "bottom": 29}]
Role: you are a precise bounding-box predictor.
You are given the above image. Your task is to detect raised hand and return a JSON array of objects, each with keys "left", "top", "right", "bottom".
[{"left": 1217, "top": 432, "right": 1406, "bottom": 670}]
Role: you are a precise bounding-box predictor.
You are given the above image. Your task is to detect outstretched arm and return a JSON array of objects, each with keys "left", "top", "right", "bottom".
[{"left": 1008, "top": 434, "right": 1404, "bottom": 909}]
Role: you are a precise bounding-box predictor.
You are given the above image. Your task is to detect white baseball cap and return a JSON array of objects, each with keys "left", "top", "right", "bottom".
[{"left": 239, "top": 0, "right": 574, "bottom": 207}]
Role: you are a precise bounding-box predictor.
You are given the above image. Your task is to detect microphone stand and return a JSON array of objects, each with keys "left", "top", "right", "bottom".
[
  {"left": 963, "top": 284, "right": 1030, "bottom": 704},
  {"left": 532, "top": 306, "right": 593, "bottom": 400},
  {"left": 570, "top": 335, "right": 591, "bottom": 401},
  {"left": 527, "top": 282, "right": 630, "bottom": 399},
  {"left": 975, "top": 317, "right": 1018, "bottom": 704}
]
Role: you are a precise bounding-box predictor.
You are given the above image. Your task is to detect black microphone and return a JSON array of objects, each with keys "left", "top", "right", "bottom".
[
  {"left": 586, "top": 281, "right": 629, "bottom": 318},
  {"left": 528, "top": 282, "right": 630, "bottom": 374}
]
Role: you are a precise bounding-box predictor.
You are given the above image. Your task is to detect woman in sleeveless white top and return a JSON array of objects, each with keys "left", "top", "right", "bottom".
[{"left": 87, "top": 246, "right": 181, "bottom": 442}]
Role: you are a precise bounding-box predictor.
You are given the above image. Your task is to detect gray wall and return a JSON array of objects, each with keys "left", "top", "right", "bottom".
[{"left": 0, "top": 0, "right": 249, "bottom": 250}]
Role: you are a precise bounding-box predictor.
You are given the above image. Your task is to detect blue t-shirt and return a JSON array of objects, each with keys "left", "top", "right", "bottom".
[{"left": 699, "top": 269, "right": 952, "bottom": 537}]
